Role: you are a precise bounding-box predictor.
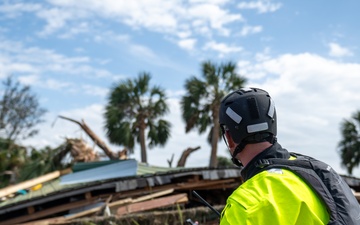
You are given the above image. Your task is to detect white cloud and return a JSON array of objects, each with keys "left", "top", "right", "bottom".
[
  {"left": 0, "top": 1, "right": 248, "bottom": 59},
  {"left": 0, "top": 2, "right": 42, "bottom": 18},
  {"left": 36, "top": 8, "right": 75, "bottom": 36},
  {"left": 255, "top": 47, "right": 272, "bottom": 61},
  {"left": 189, "top": 0, "right": 231, "bottom": 4},
  {"left": 21, "top": 104, "right": 110, "bottom": 150},
  {"left": 328, "top": 42, "right": 353, "bottom": 58},
  {"left": 18, "top": 74, "right": 74, "bottom": 91},
  {"left": 81, "top": 84, "right": 109, "bottom": 97},
  {"left": 45, "top": 79, "right": 74, "bottom": 90},
  {"left": 176, "top": 30, "right": 193, "bottom": 39},
  {"left": 17, "top": 74, "right": 40, "bottom": 85},
  {"left": 238, "top": 0, "right": 282, "bottom": 13},
  {"left": 203, "top": 41, "right": 243, "bottom": 56},
  {"left": 187, "top": 3, "right": 243, "bottom": 36},
  {"left": 240, "top": 25, "right": 262, "bottom": 36},
  {"left": 0, "top": 39, "right": 114, "bottom": 79},
  {"left": 129, "top": 44, "right": 158, "bottom": 60},
  {"left": 16, "top": 0, "right": 243, "bottom": 40},
  {"left": 92, "top": 31, "right": 130, "bottom": 44},
  {"left": 58, "top": 22, "right": 90, "bottom": 39},
  {"left": 178, "top": 38, "right": 197, "bottom": 51}
]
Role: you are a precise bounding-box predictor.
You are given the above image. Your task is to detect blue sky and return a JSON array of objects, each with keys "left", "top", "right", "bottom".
[{"left": 1, "top": 0, "right": 360, "bottom": 175}]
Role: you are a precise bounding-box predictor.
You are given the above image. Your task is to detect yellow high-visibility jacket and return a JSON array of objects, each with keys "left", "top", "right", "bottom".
[{"left": 220, "top": 168, "right": 330, "bottom": 225}]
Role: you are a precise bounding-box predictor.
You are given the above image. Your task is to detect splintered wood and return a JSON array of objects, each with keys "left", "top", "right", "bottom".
[{"left": 117, "top": 193, "right": 188, "bottom": 216}]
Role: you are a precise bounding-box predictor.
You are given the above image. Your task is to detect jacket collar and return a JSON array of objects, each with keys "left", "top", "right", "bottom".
[{"left": 240, "top": 142, "right": 290, "bottom": 181}]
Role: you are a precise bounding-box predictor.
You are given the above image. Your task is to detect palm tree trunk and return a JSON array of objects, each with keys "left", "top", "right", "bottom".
[
  {"left": 139, "top": 121, "right": 147, "bottom": 163},
  {"left": 209, "top": 108, "right": 220, "bottom": 167}
]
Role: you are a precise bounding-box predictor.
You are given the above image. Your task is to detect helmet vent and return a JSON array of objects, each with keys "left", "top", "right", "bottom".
[
  {"left": 240, "top": 87, "right": 253, "bottom": 92},
  {"left": 247, "top": 97, "right": 260, "bottom": 120},
  {"left": 268, "top": 98, "right": 275, "bottom": 118},
  {"left": 226, "top": 107, "right": 242, "bottom": 124}
]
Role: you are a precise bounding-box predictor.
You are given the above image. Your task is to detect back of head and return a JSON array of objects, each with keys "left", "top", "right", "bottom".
[{"left": 219, "top": 87, "right": 277, "bottom": 145}]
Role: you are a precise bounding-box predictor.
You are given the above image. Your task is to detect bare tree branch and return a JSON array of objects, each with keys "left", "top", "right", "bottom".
[
  {"left": 167, "top": 153, "right": 174, "bottom": 168},
  {"left": 177, "top": 146, "right": 201, "bottom": 167}
]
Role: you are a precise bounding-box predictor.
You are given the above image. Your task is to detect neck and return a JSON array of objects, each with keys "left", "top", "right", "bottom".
[{"left": 238, "top": 142, "right": 273, "bottom": 167}]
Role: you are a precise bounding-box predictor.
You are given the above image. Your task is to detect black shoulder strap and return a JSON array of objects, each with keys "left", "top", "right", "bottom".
[{"left": 254, "top": 156, "right": 338, "bottom": 224}]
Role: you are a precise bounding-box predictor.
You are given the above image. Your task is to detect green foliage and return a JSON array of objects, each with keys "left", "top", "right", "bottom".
[
  {"left": 0, "top": 137, "right": 27, "bottom": 187},
  {"left": 0, "top": 76, "right": 47, "bottom": 141},
  {"left": 181, "top": 61, "right": 246, "bottom": 167},
  {"left": 217, "top": 156, "right": 234, "bottom": 167},
  {"left": 338, "top": 111, "right": 360, "bottom": 174},
  {"left": 176, "top": 203, "right": 184, "bottom": 225},
  {"left": 104, "top": 72, "right": 171, "bottom": 163},
  {"left": 0, "top": 137, "right": 70, "bottom": 188},
  {"left": 19, "top": 144, "right": 70, "bottom": 182}
]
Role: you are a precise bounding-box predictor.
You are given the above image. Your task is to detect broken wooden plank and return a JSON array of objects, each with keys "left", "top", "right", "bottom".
[
  {"left": 111, "top": 178, "right": 238, "bottom": 200},
  {"left": 63, "top": 198, "right": 132, "bottom": 221},
  {"left": 0, "top": 197, "right": 98, "bottom": 225},
  {"left": 23, "top": 189, "right": 174, "bottom": 225},
  {"left": 117, "top": 193, "right": 188, "bottom": 216},
  {"left": 0, "top": 168, "right": 71, "bottom": 199},
  {"left": 131, "top": 188, "right": 174, "bottom": 203},
  {"left": 95, "top": 195, "right": 113, "bottom": 216},
  {"left": 62, "top": 188, "right": 176, "bottom": 221},
  {"left": 175, "top": 179, "right": 237, "bottom": 189},
  {"left": 17, "top": 216, "right": 68, "bottom": 225}
]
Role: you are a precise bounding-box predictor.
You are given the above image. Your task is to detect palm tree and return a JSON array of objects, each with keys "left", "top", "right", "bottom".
[
  {"left": 104, "top": 72, "right": 171, "bottom": 164},
  {"left": 181, "top": 61, "right": 246, "bottom": 167},
  {"left": 338, "top": 111, "right": 360, "bottom": 174}
]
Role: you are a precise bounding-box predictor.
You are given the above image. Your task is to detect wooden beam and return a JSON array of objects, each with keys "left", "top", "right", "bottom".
[
  {"left": 15, "top": 216, "right": 67, "bottom": 225},
  {"left": 112, "top": 178, "right": 238, "bottom": 200},
  {"left": 43, "top": 188, "right": 175, "bottom": 222},
  {"left": 85, "top": 192, "right": 92, "bottom": 200},
  {"left": 1, "top": 179, "right": 237, "bottom": 224},
  {"left": 131, "top": 188, "right": 174, "bottom": 203},
  {"left": 63, "top": 188, "right": 176, "bottom": 221},
  {"left": 174, "top": 179, "right": 237, "bottom": 190},
  {"left": 0, "top": 197, "right": 98, "bottom": 225},
  {"left": 117, "top": 193, "right": 188, "bottom": 216},
  {"left": 0, "top": 168, "right": 72, "bottom": 199},
  {"left": 27, "top": 206, "right": 35, "bottom": 214},
  {"left": 63, "top": 198, "right": 132, "bottom": 221}
]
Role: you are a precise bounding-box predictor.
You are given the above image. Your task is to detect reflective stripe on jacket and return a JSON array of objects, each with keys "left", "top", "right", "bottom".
[{"left": 220, "top": 168, "right": 330, "bottom": 225}]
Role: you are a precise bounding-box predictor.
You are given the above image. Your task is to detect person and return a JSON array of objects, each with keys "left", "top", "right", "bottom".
[{"left": 218, "top": 87, "right": 360, "bottom": 225}]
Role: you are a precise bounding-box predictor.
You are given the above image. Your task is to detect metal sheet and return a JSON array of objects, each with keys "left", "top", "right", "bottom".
[{"left": 60, "top": 159, "right": 138, "bottom": 185}]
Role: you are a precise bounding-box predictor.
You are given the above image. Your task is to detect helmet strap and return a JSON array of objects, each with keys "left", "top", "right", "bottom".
[{"left": 231, "top": 142, "right": 247, "bottom": 167}]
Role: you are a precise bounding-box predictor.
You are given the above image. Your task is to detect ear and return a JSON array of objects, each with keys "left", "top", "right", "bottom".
[{"left": 225, "top": 132, "right": 237, "bottom": 149}]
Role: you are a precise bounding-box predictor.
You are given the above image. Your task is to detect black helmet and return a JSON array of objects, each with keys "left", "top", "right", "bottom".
[{"left": 219, "top": 87, "right": 277, "bottom": 145}]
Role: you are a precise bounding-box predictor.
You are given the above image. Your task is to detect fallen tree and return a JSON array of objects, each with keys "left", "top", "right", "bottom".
[{"left": 58, "top": 115, "right": 125, "bottom": 160}]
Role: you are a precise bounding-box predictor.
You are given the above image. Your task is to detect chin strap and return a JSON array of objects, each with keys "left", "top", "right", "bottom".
[
  {"left": 231, "top": 134, "right": 277, "bottom": 168},
  {"left": 231, "top": 142, "right": 247, "bottom": 167}
]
